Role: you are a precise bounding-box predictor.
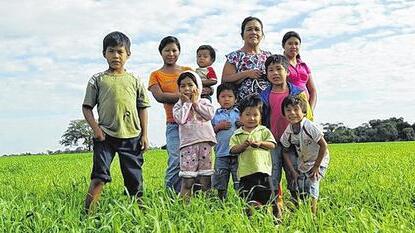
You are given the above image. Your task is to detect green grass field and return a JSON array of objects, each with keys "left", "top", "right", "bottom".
[{"left": 1, "top": 142, "right": 414, "bottom": 232}]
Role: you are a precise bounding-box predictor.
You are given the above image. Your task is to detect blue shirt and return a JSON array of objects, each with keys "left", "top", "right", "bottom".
[{"left": 212, "top": 107, "right": 240, "bottom": 157}]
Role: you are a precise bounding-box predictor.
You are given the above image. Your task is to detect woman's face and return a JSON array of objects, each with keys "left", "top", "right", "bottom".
[
  {"left": 242, "top": 20, "right": 263, "bottom": 46},
  {"left": 161, "top": 42, "right": 180, "bottom": 65},
  {"left": 283, "top": 36, "right": 301, "bottom": 59}
]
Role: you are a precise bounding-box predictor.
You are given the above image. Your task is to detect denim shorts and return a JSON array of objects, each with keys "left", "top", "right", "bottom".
[
  {"left": 297, "top": 166, "right": 327, "bottom": 199},
  {"left": 91, "top": 134, "right": 144, "bottom": 196}
]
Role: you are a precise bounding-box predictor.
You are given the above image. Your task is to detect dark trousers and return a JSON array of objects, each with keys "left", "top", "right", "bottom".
[{"left": 91, "top": 134, "right": 144, "bottom": 196}]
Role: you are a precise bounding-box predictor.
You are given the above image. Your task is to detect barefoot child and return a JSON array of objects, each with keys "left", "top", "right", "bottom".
[
  {"left": 229, "top": 95, "right": 281, "bottom": 218},
  {"left": 211, "top": 83, "right": 240, "bottom": 199},
  {"left": 82, "top": 31, "right": 150, "bottom": 213},
  {"left": 280, "top": 95, "right": 329, "bottom": 215},
  {"left": 173, "top": 71, "right": 216, "bottom": 199},
  {"left": 195, "top": 45, "right": 218, "bottom": 102}
]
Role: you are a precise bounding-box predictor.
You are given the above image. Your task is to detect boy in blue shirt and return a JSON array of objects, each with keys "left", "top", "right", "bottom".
[
  {"left": 82, "top": 31, "right": 150, "bottom": 213},
  {"left": 211, "top": 83, "right": 240, "bottom": 199}
]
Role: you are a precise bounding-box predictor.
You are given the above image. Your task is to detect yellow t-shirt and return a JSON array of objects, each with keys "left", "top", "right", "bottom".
[
  {"left": 230, "top": 125, "right": 276, "bottom": 178},
  {"left": 148, "top": 66, "right": 192, "bottom": 123}
]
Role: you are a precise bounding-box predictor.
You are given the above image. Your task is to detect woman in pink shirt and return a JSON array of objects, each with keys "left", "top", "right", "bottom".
[{"left": 282, "top": 31, "right": 317, "bottom": 111}]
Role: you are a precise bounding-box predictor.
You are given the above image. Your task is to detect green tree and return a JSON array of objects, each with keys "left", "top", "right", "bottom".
[
  {"left": 60, "top": 119, "right": 93, "bottom": 151},
  {"left": 402, "top": 127, "right": 415, "bottom": 141}
]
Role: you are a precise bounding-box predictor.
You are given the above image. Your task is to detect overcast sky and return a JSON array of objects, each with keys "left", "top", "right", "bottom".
[{"left": 1, "top": 0, "right": 414, "bottom": 155}]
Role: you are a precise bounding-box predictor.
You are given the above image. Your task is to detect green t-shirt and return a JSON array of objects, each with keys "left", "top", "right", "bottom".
[
  {"left": 230, "top": 125, "right": 276, "bottom": 178},
  {"left": 83, "top": 71, "right": 150, "bottom": 138}
]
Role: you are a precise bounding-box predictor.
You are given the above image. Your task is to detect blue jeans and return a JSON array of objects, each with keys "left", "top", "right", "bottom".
[
  {"left": 165, "top": 123, "right": 181, "bottom": 193},
  {"left": 271, "top": 146, "right": 283, "bottom": 193},
  {"left": 212, "top": 156, "right": 239, "bottom": 198}
]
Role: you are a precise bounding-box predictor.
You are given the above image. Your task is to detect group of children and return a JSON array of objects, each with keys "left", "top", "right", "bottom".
[{"left": 82, "top": 31, "right": 330, "bottom": 220}]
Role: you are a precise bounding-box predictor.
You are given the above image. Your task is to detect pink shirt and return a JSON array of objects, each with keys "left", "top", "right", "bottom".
[
  {"left": 269, "top": 90, "right": 290, "bottom": 141},
  {"left": 288, "top": 58, "right": 311, "bottom": 96}
]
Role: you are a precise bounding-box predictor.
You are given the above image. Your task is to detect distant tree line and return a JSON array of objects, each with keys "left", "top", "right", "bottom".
[{"left": 322, "top": 117, "right": 415, "bottom": 143}]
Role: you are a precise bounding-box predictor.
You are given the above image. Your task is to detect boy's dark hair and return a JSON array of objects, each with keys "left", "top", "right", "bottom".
[
  {"left": 197, "top": 45, "right": 216, "bottom": 63},
  {"left": 216, "top": 82, "right": 236, "bottom": 100},
  {"left": 159, "top": 36, "right": 181, "bottom": 54},
  {"left": 241, "top": 16, "right": 264, "bottom": 38},
  {"left": 265, "top": 54, "right": 289, "bottom": 73},
  {"left": 281, "top": 95, "right": 308, "bottom": 116},
  {"left": 103, "top": 31, "right": 131, "bottom": 56},
  {"left": 177, "top": 71, "right": 198, "bottom": 88},
  {"left": 238, "top": 94, "right": 263, "bottom": 115}
]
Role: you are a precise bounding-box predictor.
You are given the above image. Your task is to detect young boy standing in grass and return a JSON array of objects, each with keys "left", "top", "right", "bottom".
[
  {"left": 280, "top": 95, "right": 329, "bottom": 215},
  {"left": 229, "top": 95, "right": 281, "bottom": 218},
  {"left": 82, "top": 31, "right": 150, "bottom": 213},
  {"left": 211, "top": 83, "right": 240, "bottom": 200},
  {"left": 260, "top": 54, "right": 313, "bottom": 208}
]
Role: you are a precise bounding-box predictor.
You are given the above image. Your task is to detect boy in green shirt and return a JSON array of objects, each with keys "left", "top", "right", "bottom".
[
  {"left": 82, "top": 31, "right": 150, "bottom": 213},
  {"left": 229, "top": 95, "right": 281, "bottom": 219}
]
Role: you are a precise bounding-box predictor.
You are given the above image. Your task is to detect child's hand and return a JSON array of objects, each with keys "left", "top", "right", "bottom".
[
  {"left": 191, "top": 89, "right": 200, "bottom": 104},
  {"left": 94, "top": 128, "right": 105, "bottom": 141},
  {"left": 289, "top": 170, "right": 299, "bottom": 190},
  {"left": 140, "top": 136, "right": 149, "bottom": 151},
  {"left": 243, "top": 140, "right": 251, "bottom": 149},
  {"left": 217, "top": 120, "right": 232, "bottom": 130},
  {"left": 249, "top": 140, "right": 262, "bottom": 148},
  {"left": 309, "top": 165, "right": 320, "bottom": 181},
  {"left": 180, "top": 93, "right": 191, "bottom": 102}
]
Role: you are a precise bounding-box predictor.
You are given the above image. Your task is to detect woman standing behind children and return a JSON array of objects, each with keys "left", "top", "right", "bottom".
[
  {"left": 173, "top": 71, "right": 216, "bottom": 199},
  {"left": 148, "top": 36, "right": 192, "bottom": 194},
  {"left": 195, "top": 45, "right": 218, "bottom": 102},
  {"left": 282, "top": 31, "right": 317, "bottom": 110},
  {"left": 222, "top": 16, "right": 271, "bottom": 101},
  {"left": 280, "top": 96, "right": 329, "bottom": 215}
]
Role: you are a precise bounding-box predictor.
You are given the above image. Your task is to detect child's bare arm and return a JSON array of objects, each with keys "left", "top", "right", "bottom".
[
  {"left": 138, "top": 107, "right": 149, "bottom": 151},
  {"left": 202, "top": 79, "right": 217, "bottom": 87},
  {"left": 230, "top": 140, "right": 250, "bottom": 154},
  {"left": 282, "top": 148, "right": 297, "bottom": 174},
  {"left": 82, "top": 105, "right": 105, "bottom": 141},
  {"left": 310, "top": 137, "right": 328, "bottom": 179},
  {"left": 149, "top": 84, "right": 180, "bottom": 104}
]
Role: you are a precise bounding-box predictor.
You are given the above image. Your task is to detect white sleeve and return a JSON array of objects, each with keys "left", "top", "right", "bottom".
[{"left": 280, "top": 127, "right": 291, "bottom": 148}]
